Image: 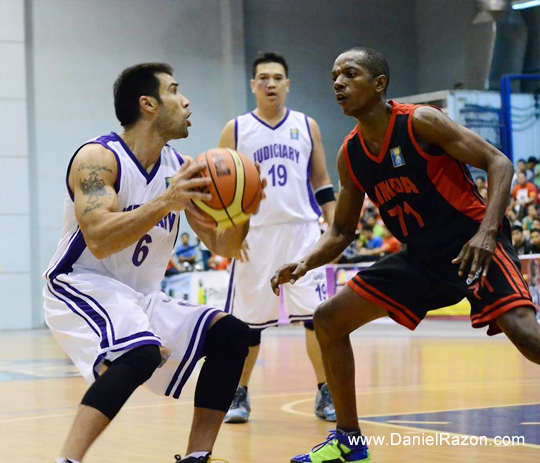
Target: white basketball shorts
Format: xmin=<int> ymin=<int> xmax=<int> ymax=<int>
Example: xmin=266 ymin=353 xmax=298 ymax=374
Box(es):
xmin=225 ymin=220 xmax=328 ymax=329
xmin=44 ymin=272 xmax=222 ymax=399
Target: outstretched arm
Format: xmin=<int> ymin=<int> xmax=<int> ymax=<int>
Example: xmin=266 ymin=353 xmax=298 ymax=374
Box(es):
xmin=271 ymin=147 xmax=364 ymax=295
xmin=412 ymin=106 xmax=514 ymax=280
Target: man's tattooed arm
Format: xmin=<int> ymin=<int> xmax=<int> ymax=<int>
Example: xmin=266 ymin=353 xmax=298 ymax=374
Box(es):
xmin=79 ymin=166 xmax=113 ymax=207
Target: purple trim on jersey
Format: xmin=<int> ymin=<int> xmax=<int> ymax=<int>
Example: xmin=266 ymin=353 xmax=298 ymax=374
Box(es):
xmin=169 ymin=145 xmax=185 ymax=169
xmin=165 ymin=308 xmax=219 ymax=398
xmin=171 ymin=309 xmax=219 ymax=399
xmin=110 ymin=338 xmax=161 ymax=353
xmin=65 ymin=133 xmax=123 ymax=200
xmin=49 ymin=279 xmax=109 ymax=348
xmin=47 ymin=281 xmax=101 ymax=339
xmin=250 ymin=109 xmax=290 ymax=131
xmin=224 ymin=260 xmax=236 ymax=314
xmin=304 ymin=116 xmax=322 ymax=217
xmin=114 ymin=331 xmax=160 ymax=345
xmin=47 ymin=230 xmax=87 ymax=279
xmin=114 ymin=132 xmax=162 ymax=184
xmin=234 ymin=118 xmax=238 ymax=149
xmin=58 ymin=279 xmax=117 ymax=343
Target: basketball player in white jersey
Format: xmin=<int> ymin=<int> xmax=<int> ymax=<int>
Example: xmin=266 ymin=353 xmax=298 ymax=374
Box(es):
xmin=218 ymin=52 xmax=337 ymax=423
xmin=43 ymin=63 xmax=258 ymax=463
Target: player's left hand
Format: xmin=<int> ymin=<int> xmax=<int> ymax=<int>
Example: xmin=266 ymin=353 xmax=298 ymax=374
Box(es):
xmin=452 ymin=228 xmax=498 ymax=282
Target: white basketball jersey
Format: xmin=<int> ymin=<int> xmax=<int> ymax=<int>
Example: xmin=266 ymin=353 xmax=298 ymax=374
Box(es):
xmin=44 ymin=132 xmax=183 ymax=295
xmin=235 ymin=109 xmax=321 ymax=227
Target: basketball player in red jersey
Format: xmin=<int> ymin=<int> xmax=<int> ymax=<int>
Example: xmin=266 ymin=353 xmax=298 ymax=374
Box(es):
xmin=271 ymin=47 xmax=540 ymax=463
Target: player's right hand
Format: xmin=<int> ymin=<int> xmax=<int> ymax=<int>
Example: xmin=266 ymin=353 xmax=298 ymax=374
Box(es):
xmin=270 ymin=261 xmax=309 ymax=296
xmin=165 ymin=158 xmax=212 ymax=211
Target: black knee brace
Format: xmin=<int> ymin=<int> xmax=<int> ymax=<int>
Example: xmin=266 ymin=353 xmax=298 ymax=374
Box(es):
xmin=81 ymin=344 xmax=161 ymax=420
xmin=195 ymin=315 xmax=249 ymax=412
xmin=304 ymin=321 xmax=315 ymax=331
xmin=249 ymin=328 xmax=263 ymax=347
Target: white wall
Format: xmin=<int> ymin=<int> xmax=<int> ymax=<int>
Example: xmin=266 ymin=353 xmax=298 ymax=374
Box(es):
xmin=0 ymin=0 xmax=32 ymax=329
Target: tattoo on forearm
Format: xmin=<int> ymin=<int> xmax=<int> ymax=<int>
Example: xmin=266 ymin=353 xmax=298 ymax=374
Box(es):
xmin=82 ymin=202 xmax=103 ymax=216
xmin=78 ymin=163 xmax=112 ymax=173
xmin=80 ymin=171 xmax=112 ymax=204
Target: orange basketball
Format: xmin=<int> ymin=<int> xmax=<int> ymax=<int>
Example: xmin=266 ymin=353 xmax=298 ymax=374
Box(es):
xmin=191 ymin=148 xmax=262 ymax=229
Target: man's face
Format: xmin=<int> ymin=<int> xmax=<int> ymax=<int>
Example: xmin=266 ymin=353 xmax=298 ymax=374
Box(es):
xmin=181 ymin=234 xmax=189 ymax=245
xmin=531 ymin=231 xmax=540 ymax=248
xmin=251 ymin=62 xmax=289 ymax=107
xmin=517 ymin=173 xmax=527 ymax=186
xmin=512 ymin=229 xmax=523 ymax=245
xmin=154 ymin=73 xmax=191 ymax=139
xmin=331 ymin=51 xmax=385 ymax=117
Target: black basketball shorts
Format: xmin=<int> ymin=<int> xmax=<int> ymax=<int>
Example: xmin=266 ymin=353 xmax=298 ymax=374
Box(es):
xmin=347 ymin=232 xmax=537 ymax=336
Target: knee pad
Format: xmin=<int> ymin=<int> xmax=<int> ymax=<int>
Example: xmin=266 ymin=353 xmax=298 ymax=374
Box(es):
xmin=114 ymin=343 xmax=162 ymax=381
xmin=82 ymin=344 xmax=161 ymax=420
xmin=249 ymin=328 xmax=262 ymax=347
xmin=304 ymin=321 xmax=315 ymax=331
xmin=203 ymin=315 xmax=250 ymax=360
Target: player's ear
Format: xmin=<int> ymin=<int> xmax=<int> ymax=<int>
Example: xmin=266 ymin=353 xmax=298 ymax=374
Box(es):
xmin=375 ymin=75 xmax=387 ymax=95
xmin=139 ymin=95 xmax=158 ymax=115
xmin=250 ymin=79 xmax=256 ymax=94
xmin=286 ymin=78 xmax=290 ymax=94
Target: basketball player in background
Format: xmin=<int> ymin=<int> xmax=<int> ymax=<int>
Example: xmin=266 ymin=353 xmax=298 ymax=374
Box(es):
xmin=218 ymin=52 xmax=337 ymax=424
xmin=272 ymin=47 xmax=540 ymax=463
xmin=43 ymin=63 xmax=259 ymax=463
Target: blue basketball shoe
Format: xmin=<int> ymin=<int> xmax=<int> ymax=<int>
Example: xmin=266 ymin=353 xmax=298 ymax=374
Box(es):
xmin=314 ymin=383 xmax=336 ymax=422
xmin=291 ymin=430 xmax=371 ymax=463
xmin=224 ymin=385 xmax=250 ymax=423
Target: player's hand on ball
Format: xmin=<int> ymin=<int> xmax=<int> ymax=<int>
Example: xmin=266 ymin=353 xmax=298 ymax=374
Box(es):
xmin=253 ymin=163 xmax=267 ymax=216
xmin=165 ymin=159 xmax=212 ymax=212
xmin=270 ymin=261 xmax=309 ymax=296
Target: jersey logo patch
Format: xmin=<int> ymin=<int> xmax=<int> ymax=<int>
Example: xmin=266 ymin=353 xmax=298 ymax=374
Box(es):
xmin=165 ymin=177 xmax=172 ymax=188
xmin=290 ymin=128 xmax=299 ymax=140
xmin=390 ymin=146 xmax=405 ymax=168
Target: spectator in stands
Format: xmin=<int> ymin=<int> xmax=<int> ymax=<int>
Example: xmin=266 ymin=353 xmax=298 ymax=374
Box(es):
xmin=197 ymin=237 xmax=212 ymax=271
xmin=512 ymin=224 xmax=533 ymax=255
xmin=474 ymin=175 xmax=486 ymax=192
xmin=175 ymin=232 xmax=197 ymax=271
xmin=512 ymin=159 xmax=528 ymax=188
xmin=532 ymin=218 xmax=540 ymax=230
xmin=527 ymin=156 xmax=538 ymax=183
xmin=357 ymin=227 xmax=401 ymax=260
xmin=364 ymin=215 xmax=384 ymax=238
xmin=479 ymin=187 xmax=488 ymax=201
xmin=510 ymin=172 xmax=538 ymax=219
xmin=530 ymin=229 xmax=540 ymax=254
xmin=208 ymin=254 xmax=230 ymax=271
xmin=522 ymin=205 xmax=539 ymax=232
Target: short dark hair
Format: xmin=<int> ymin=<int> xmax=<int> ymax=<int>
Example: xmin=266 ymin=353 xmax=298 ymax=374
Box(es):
xmin=512 ymin=225 xmax=523 ymax=233
xmin=113 ymin=63 xmax=174 ymax=127
xmin=181 ymin=232 xmax=189 ymax=239
xmin=363 ymin=225 xmax=374 ymax=233
xmin=252 ymin=52 xmax=288 ymax=78
xmin=531 ymin=228 xmax=540 ymax=235
xmin=346 ymin=47 xmax=390 ymax=93
xmin=528 ymin=156 xmax=538 ymax=165
xmin=518 ymin=159 xmax=526 ymax=164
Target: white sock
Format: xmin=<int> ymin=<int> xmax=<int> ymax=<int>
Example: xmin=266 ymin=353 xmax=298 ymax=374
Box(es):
xmin=184 ymin=452 xmax=210 ymax=459
xmin=56 ymin=458 xmax=81 ymax=463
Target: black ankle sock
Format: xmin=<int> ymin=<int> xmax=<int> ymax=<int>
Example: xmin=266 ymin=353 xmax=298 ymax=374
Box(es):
xmin=242 ymin=386 xmax=248 ymax=393
xmin=337 ymin=427 xmax=362 ymax=436
xmin=318 ymin=382 xmax=325 ymax=390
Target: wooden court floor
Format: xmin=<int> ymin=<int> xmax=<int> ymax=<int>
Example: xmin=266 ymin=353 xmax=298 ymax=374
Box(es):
xmin=1 ymin=320 xmax=540 ymax=462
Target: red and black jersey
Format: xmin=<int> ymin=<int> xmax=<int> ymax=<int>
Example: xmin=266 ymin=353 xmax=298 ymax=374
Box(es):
xmin=343 ymin=101 xmax=487 ymax=252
